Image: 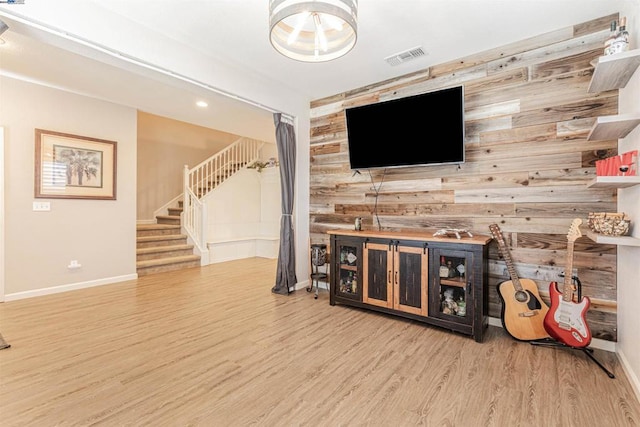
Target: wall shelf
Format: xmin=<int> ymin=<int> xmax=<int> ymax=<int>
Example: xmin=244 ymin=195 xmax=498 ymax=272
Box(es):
xmin=586 ymin=231 xmax=640 ymax=247
xmin=587 ymin=176 xmax=640 ymax=188
xmin=587 ymin=113 xmax=640 ymax=141
xmin=588 ymin=49 xmax=640 ymax=93
xmin=586 ymin=50 xmax=640 ymax=195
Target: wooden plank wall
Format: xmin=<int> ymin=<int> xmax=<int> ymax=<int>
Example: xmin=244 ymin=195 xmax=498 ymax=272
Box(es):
xmin=309 ymin=14 xmax=621 ymax=341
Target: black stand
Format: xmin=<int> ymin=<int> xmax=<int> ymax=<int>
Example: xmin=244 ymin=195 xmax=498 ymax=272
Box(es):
xmin=307 ymin=244 xmax=328 ymax=300
xmin=531 ymin=275 xmax=615 ymax=379
xmin=530 ymin=338 xmax=615 ymax=378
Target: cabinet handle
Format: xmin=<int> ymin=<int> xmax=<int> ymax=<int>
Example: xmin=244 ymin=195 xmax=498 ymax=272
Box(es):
xmin=423 ymin=242 xmax=428 ymax=254
xmin=364 ymin=238 xmax=369 ymax=248
xmin=388 ymin=270 xmax=392 ymax=283
xmin=395 ymin=270 xmax=398 ymax=284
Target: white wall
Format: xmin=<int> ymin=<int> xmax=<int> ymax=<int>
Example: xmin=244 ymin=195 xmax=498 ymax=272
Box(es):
xmin=137 ymin=111 xmax=242 ymax=221
xmin=0 ymin=127 xmax=4 ymax=301
xmin=0 ymin=4 xmax=312 ymax=291
xmin=0 ymin=76 xmax=137 ymax=299
xmin=616 ymin=1 xmax=640 ymax=401
xmin=259 ymin=167 xmax=282 ymax=237
xmin=206 ymin=167 xmax=281 ymax=263
xmin=207 ymin=169 xmax=262 ymax=241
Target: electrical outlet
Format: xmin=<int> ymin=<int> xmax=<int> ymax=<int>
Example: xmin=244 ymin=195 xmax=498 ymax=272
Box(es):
xmin=68 ymin=260 xmax=81 ymax=269
xmin=33 ymin=201 xmax=51 ymax=211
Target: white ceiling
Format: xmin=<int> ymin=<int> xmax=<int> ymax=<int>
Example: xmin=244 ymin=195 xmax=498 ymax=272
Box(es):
xmin=0 ymin=0 xmax=631 ymax=140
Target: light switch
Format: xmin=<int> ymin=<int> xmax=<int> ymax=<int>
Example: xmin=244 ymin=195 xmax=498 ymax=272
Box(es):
xmin=33 ymin=201 xmax=51 ymax=211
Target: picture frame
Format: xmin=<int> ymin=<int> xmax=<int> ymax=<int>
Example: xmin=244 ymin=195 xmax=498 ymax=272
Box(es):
xmin=35 ymin=129 xmax=117 ymax=200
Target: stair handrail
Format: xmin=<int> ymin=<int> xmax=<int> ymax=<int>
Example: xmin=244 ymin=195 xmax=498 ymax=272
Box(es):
xmin=183 ymin=137 xmax=264 ymax=252
xmin=186 ymin=137 xmax=263 ymax=198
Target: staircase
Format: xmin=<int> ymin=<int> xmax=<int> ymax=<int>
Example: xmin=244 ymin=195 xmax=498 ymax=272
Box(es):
xmin=135 ymin=137 xmax=263 ymax=276
xmin=182 ymin=137 xmax=263 ymax=254
xmin=136 ymin=202 xmax=201 ymax=276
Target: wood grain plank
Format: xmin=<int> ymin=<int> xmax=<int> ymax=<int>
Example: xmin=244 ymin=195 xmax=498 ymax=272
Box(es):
xmin=308 ymin=13 xmax=625 ymax=342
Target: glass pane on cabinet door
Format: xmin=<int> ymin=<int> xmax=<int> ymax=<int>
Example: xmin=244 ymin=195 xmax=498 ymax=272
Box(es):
xmin=436 ymin=253 xmax=468 ymax=320
xmin=338 ymin=245 xmax=359 ymax=297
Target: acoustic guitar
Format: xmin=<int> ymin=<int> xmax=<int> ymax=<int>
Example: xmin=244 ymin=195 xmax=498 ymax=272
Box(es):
xmin=543 ymin=218 xmax=592 ymax=348
xmin=489 ymin=224 xmax=550 ymax=341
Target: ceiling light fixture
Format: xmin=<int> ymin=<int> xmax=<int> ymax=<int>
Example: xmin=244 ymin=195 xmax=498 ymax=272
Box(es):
xmin=269 ymin=0 xmax=358 ymax=62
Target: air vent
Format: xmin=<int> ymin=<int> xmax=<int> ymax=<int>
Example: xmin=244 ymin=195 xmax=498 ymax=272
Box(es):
xmin=384 ymin=46 xmax=426 ymax=66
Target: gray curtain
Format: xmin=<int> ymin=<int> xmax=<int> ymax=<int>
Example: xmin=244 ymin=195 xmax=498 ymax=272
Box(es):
xmin=272 ymin=113 xmax=297 ymax=295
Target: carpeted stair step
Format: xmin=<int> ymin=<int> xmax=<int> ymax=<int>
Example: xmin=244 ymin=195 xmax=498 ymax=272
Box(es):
xmin=137 ymin=244 xmax=195 ymax=261
xmin=136 ymin=255 xmax=201 ymax=276
xmin=156 ymin=215 xmax=181 ymax=225
xmin=136 ymin=200 xmax=201 ymax=276
xmin=137 ymin=234 xmax=188 ymax=248
xmin=137 ymin=224 xmax=181 ymax=237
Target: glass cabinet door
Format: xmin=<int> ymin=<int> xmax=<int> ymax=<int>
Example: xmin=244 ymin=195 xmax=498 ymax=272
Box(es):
xmin=334 ymin=238 xmax=361 ymax=301
xmin=431 ymin=248 xmax=473 ymax=324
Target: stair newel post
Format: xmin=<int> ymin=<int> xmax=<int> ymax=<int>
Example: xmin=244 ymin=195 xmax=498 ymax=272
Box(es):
xmin=200 ymin=202 xmax=208 ymax=251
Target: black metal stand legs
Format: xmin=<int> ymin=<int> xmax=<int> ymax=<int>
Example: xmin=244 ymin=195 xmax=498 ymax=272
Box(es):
xmin=530 ymin=274 xmax=615 ymax=379
xmin=530 ymin=338 xmax=615 ymax=378
xmin=307 ymin=244 xmax=328 ymax=299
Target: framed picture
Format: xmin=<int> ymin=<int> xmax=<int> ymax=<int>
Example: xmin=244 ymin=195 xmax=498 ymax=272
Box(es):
xmin=35 ymin=129 xmax=117 ymax=200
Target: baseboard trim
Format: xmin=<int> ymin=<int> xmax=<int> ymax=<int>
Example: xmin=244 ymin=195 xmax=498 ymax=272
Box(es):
xmin=617 ymin=348 xmax=640 ymax=403
xmin=208 ymin=236 xmax=279 ymax=244
xmin=207 ymin=237 xmax=279 ymax=264
xmin=294 ymin=279 xmax=329 ymax=292
xmin=4 ymin=274 xmax=138 ymax=301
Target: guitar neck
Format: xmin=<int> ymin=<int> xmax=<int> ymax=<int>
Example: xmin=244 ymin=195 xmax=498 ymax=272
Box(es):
xmin=504 ymin=258 xmax=523 ymax=290
xmin=563 ymin=241 xmax=575 ymax=302
xmin=561 ymin=218 xmax=583 ymax=303
xmin=490 ymin=225 xmax=523 ymax=291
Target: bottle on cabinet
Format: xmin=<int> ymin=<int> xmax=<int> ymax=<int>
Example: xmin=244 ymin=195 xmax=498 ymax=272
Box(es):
xmin=610 ymin=16 xmax=630 ymax=55
xmin=457 ymin=297 xmax=466 ymax=317
xmin=604 ymin=20 xmax=617 ymax=56
xmin=456 ymin=262 xmax=465 ymax=278
xmin=439 ymin=256 xmax=449 ymax=278
xmin=447 ymin=260 xmax=457 ymax=278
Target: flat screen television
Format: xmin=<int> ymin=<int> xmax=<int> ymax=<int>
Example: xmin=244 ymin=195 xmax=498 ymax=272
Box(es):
xmin=345 ymin=85 xmax=465 ymax=170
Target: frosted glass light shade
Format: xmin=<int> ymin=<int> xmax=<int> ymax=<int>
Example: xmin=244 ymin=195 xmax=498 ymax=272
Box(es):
xmin=269 ymin=0 xmax=358 ymax=62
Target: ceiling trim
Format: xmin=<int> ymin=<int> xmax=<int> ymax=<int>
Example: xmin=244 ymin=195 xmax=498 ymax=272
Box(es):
xmin=0 ymin=9 xmax=293 ymax=118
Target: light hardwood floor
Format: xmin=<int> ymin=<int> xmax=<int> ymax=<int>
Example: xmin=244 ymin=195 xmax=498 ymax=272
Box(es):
xmin=1 ymin=257 xmax=639 ymax=426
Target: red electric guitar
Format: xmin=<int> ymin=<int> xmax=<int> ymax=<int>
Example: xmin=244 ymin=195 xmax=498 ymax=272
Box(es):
xmin=543 ymin=219 xmax=592 ymax=348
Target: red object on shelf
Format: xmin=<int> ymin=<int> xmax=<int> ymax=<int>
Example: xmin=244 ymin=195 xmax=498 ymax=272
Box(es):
xmin=596 ymin=150 xmax=637 ymax=176
xmin=619 ymin=150 xmax=638 ymax=176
